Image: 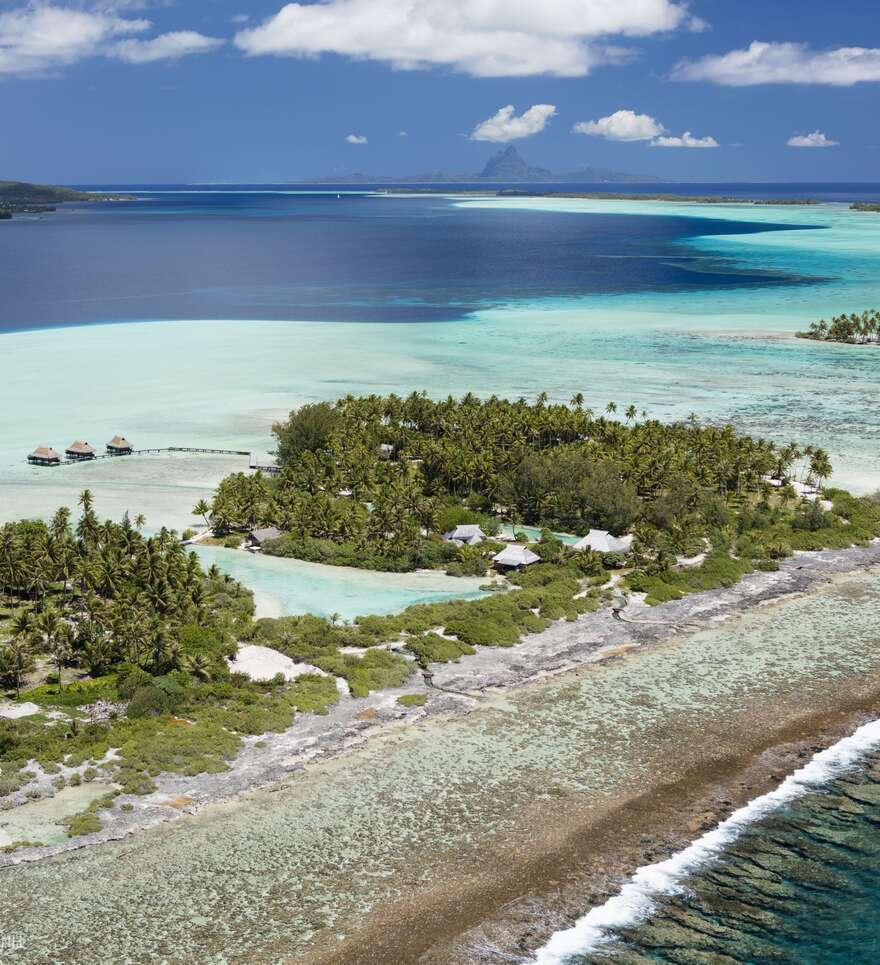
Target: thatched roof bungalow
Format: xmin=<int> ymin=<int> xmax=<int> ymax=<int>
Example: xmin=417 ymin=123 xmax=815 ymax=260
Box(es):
xmin=106 ymin=435 xmax=133 ymax=455
xmin=65 ymin=440 xmax=95 ymax=461
xmin=248 ymin=527 xmax=283 ymax=548
xmin=572 ymin=530 xmax=633 ymax=554
xmin=443 ymin=524 xmax=486 ymax=546
xmin=28 ymin=446 xmax=60 ymax=466
xmin=492 ymin=544 xmax=540 ymax=571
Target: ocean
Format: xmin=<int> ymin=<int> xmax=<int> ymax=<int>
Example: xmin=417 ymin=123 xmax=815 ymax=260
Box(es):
xmin=4 ymin=182 xmax=880 ymax=962
xmin=602 ymin=751 xmax=880 ymax=964
xmin=0 ymin=185 xmax=822 ymax=332
xmin=3 ymin=182 xmax=880 ymax=538
xmin=534 ymin=723 xmax=880 ymax=965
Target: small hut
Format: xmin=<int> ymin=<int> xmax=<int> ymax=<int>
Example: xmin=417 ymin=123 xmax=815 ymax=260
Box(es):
xmin=106 ymin=435 xmax=133 ymax=455
xmin=28 ymin=446 xmax=61 ymax=466
xmin=443 ymin=524 xmax=487 ymax=546
xmin=572 ymin=530 xmax=633 ymax=554
xmin=248 ymin=527 xmax=283 ymax=548
xmin=492 ymin=544 xmax=540 ymax=571
xmin=65 ymin=440 xmax=95 ymax=461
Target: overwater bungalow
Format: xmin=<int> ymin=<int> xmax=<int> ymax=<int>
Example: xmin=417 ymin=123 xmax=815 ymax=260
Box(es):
xmin=28 ymin=446 xmax=61 ymax=466
xmin=572 ymin=530 xmax=633 ymax=554
xmin=106 ymin=435 xmax=133 ymax=455
xmin=65 ymin=440 xmax=95 ymax=461
xmin=492 ymin=544 xmax=540 ymax=571
xmin=443 ymin=524 xmax=486 ymax=546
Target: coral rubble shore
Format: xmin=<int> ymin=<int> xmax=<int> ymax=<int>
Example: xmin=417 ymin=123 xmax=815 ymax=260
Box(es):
xmin=4 ymin=540 xmax=879 ymax=871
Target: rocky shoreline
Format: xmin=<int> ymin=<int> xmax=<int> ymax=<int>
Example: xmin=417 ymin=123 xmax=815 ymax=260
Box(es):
xmin=4 ymin=540 xmax=880 ymax=870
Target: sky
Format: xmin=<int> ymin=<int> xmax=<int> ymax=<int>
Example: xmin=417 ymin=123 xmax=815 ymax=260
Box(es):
xmin=1 ymin=0 xmax=880 ymax=183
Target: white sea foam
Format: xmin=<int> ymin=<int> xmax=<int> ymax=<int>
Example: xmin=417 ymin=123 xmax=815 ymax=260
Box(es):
xmin=530 ymin=717 xmax=880 ymax=964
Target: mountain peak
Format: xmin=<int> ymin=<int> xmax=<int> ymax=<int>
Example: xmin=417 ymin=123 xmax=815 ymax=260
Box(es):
xmin=479 ymin=146 xmax=552 ymax=180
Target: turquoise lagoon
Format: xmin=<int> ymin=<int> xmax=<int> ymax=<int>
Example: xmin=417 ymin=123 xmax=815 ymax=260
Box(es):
xmin=3 ymin=194 xmax=880 ymax=614
xmin=191 ymin=544 xmax=488 ymax=620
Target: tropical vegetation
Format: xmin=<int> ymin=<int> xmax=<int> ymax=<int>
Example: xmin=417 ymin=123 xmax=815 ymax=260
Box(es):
xmin=205 ymin=393 xmax=841 ymax=572
xmin=797 ymin=309 xmax=880 ymax=344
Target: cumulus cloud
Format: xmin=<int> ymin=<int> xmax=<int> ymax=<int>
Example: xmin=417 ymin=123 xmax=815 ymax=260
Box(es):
xmin=113 ymin=31 xmax=224 ymax=64
xmin=346 ymin=134 xmax=368 ymax=144
xmin=787 ymin=130 xmax=838 ymax=148
xmin=234 ymin=0 xmax=696 ymax=78
xmin=0 ymin=3 xmax=222 ymax=76
xmin=572 ymin=109 xmax=664 ymax=141
xmin=572 ymin=109 xmax=717 ymax=147
xmin=673 ymin=41 xmax=880 ymax=86
xmin=471 ymin=104 xmax=556 ymax=142
xmin=0 ymin=4 xmax=148 ymax=75
xmin=651 ymin=131 xmax=718 ymax=147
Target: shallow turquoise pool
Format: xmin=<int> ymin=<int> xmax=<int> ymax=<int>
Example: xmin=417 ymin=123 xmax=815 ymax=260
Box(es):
xmin=192 ymin=545 xmax=490 ymax=621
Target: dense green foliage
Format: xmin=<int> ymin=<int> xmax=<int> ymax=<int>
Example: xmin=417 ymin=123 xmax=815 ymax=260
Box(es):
xmin=0 ymin=492 xmax=252 ymax=695
xmin=207 ymin=393 xmax=836 ymax=574
xmin=797 ymin=309 xmax=880 ymax=344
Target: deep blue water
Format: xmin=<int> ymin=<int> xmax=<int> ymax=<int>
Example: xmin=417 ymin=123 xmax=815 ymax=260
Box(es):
xmin=594 ymin=754 xmax=880 ymax=965
xmin=0 ymin=186 xmax=823 ymax=332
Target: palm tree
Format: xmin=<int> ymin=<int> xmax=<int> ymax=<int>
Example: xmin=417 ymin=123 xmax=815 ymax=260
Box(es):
xmin=182 ymin=652 xmax=213 ymax=681
xmin=193 ymin=499 xmax=212 ymax=531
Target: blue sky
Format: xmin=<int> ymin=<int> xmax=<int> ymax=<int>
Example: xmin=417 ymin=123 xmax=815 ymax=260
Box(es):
xmin=2 ymin=0 xmax=879 ymax=183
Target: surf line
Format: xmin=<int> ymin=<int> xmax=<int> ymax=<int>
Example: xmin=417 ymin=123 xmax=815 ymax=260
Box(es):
xmin=529 ymin=717 xmax=880 ymax=964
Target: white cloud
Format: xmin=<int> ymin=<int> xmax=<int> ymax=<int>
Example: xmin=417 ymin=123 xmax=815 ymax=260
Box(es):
xmin=0 ymin=4 xmax=148 ymax=76
xmin=346 ymin=134 xmax=368 ymax=144
xmin=0 ymin=4 xmax=222 ymax=77
xmin=397 ymin=130 xmax=408 ymax=137
xmin=230 ymin=13 xmax=250 ymax=24
xmin=571 ymin=108 xmax=717 ymax=147
xmin=234 ymin=0 xmax=696 ymax=78
xmin=572 ymin=109 xmax=664 ymax=141
xmin=787 ymin=130 xmax=838 ymax=148
xmin=651 ymin=131 xmax=718 ymax=147
xmin=471 ymin=104 xmax=556 ymax=143
xmin=673 ymin=41 xmax=880 ymax=86
xmin=112 ymin=31 xmax=224 ymax=64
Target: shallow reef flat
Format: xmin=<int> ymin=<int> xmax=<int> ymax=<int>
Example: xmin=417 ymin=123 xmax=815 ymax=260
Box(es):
xmin=4 ymin=551 xmax=880 ymax=964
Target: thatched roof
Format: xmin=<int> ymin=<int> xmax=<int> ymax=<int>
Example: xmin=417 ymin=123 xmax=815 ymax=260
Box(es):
xmin=249 ymin=527 xmax=283 ymax=545
xmin=443 ymin=524 xmax=486 ymax=545
xmin=492 ymin=545 xmax=540 ymax=568
xmin=107 ymin=435 xmax=132 ymax=449
xmin=30 ymin=446 xmax=60 ymax=460
xmin=66 ymin=440 xmax=94 ymax=455
xmin=572 ymin=530 xmax=633 ymax=554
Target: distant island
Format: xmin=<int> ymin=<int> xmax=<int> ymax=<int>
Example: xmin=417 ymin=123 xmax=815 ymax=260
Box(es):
xmin=388 ymin=188 xmax=821 ymax=205
xmin=797 ymin=309 xmax=880 ymax=345
xmin=312 ymin=145 xmax=661 ymax=184
xmin=852 ymin=202 xmax=880 ymax=213
xmin=0 ymin=179 xmax=133 ymax=219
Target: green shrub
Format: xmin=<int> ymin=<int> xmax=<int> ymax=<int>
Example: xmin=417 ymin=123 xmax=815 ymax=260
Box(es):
xmin=64 ymin=812 xmax=103 ymax=837
xmin=397 ymin=693 xmax=427 ymax=707
xmin=405 ymin=633 xmax=475 ymax=666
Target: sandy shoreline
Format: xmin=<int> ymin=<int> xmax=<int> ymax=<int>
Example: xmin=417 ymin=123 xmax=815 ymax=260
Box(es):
xmin=5 ymin=540 xmax=880 ymax=872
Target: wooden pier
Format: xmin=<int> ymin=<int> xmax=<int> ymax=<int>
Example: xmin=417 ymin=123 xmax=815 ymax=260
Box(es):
xmin=28 ymin=445 xmax=280 ymax=472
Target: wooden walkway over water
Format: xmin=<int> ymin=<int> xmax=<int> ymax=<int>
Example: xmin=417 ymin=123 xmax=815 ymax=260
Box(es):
xmin=29 ymin=446 xmax=280 ymax=473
